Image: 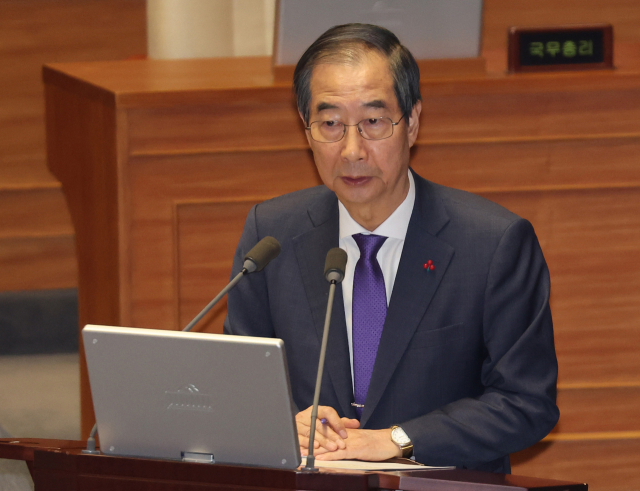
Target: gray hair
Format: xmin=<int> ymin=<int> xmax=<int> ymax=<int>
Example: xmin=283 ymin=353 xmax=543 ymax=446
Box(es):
xmin=293 ymin=23 xmax=421 ymax=124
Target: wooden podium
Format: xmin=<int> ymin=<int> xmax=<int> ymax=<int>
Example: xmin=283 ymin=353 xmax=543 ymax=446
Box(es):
xmin=0 ymin=438 xmax=587 ymax=490
xmin=43 ymin=56 xmax=321 ymax=435
xmin=43 ymin=54 xmax=640 ymax=486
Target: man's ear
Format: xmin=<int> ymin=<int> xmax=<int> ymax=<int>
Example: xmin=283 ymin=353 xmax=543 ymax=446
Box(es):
xmin=406 ymin=100 xmax=422 ymax=148
xmin=299 ymin=111 xmax=312 ymax=146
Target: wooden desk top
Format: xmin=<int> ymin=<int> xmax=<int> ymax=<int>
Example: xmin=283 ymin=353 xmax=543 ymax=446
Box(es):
xmin=42 ymin=54 xmax=640 ymax=109
xmin=0 ymin=438 xmax=587 ymax=491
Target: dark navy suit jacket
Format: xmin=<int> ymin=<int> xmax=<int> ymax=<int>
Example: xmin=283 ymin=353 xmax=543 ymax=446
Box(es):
xmin=224 ymin=170 xmax=559 ymax=473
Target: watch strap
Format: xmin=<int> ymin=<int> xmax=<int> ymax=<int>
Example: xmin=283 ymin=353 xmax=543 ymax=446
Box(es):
xmin=390 ymin=425 xmax=414 ymax=459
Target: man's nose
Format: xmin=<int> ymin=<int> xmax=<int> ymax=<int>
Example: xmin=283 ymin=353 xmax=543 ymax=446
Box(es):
xmin=340 ymin=125 xmax=366 ymax=161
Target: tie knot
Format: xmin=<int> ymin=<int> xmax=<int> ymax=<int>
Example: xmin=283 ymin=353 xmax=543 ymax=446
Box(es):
xmin=353 ymin=234 xmax=387 ymax=260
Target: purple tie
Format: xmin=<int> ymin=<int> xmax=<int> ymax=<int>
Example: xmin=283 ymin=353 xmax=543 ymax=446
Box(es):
xmin=352 ymin=233 xmax=387 ymax=418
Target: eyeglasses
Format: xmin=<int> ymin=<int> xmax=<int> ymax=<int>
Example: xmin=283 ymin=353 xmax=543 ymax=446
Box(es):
xmin=305 ymin=116 xmax=404 ymax=143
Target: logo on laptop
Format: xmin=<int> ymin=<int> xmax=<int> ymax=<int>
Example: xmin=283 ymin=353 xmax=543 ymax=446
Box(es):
xmin=165 ymin=384 xmax=213 ymax=413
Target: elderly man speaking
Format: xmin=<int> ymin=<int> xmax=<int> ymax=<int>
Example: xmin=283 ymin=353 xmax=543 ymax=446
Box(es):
xmin=224 ymin=23 xmax=558 ymax=473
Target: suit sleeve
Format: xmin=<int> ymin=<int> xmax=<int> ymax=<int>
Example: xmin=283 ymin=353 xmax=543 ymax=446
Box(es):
xmin=223 ymin=205 xmax=276 ymax=338
xmin=401 ymin=218 xmax=559 ymax=470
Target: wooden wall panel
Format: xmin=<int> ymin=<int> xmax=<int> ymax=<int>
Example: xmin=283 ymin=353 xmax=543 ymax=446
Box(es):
xmin=127 ymin=98 xmax=307 ymax=156
xmin=482 ymin=0 xmax=640 ymax=72
xmin=44 ymin=80 xmax=123 ymax=434
xmin=512 ymin=439 xmax=640 ymax=490
xmin=552 ymin=386 xmax=640 ymax=434
xmin=44 ymin=81 xmax=123 ymax=328
xmin=483 ymin=0 xmax=640 ymax=52
xmin=412 ymin=136 xmax=640 ymax=192
xmin=175 ymin=201 xmax=257 ymax=332
xmin=126 ymin=150 xmax=320 ymax=331
xmin=0 ymin=0 xmax=146 ymax=168
xmin=554 ymin=326 xmax=640 ymax=386
xmin=0 ymin=0 xmax=146 ymax=292
xmin=0 ymin=187 xmax=73 ymax=238
xmin=420 ymin=82 xmax=640 ymax=142
xmin=126 ymin=77 xmax=640 ymax=158
xmin=0 ymin=236 xmax=76 ymax=291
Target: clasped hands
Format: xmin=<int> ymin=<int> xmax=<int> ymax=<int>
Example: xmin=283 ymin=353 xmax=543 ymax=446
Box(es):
xmin=295 ymin=405 xmax=401 ymax=461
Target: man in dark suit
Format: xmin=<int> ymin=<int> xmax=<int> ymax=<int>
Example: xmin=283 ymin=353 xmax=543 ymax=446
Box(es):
xmin=224 ymin=24 xmax=558 ymax=472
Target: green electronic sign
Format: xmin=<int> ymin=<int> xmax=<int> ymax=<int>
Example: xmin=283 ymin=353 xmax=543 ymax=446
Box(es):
xmin=508 ymin=25 xmax=613 ymax=73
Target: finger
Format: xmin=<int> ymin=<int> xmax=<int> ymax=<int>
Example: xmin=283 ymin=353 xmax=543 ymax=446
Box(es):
xmin=309 ymin=427 xmax=340 ymax=451
xmin=340 ymin=417 xmax=361 ymax=429
xmin=299 ymin=435 xmax=336 ymax=453
xmin=297 ymin=422 xmax=340 ymax=451
xmin=296 ymin=406 xmax=347 ymax=449
xmin=296 ymin=405 xmax=346 ymax=434
xmin=295 ymin=410 xmax=312 ymax=425
xmin=315 ymin=406 xmax=348 ymax=438
xmin=299 ymin=414 xmax=346 ymax=448
xmin=300 ymin=445 xmax=332 ymax=457
xmin=298 ymin=434 xmax=324 ymax=450
xmin=314 ymin=419 xmax=346 ymax=450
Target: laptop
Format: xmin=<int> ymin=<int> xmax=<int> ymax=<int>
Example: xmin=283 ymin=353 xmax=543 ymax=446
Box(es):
xmin=82 ymin=325 xmax=301 ymax=469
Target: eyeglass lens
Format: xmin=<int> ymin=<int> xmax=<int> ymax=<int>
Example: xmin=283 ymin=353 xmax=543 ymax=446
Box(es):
xmin=310 ymin=118 xmax=394 ymax=142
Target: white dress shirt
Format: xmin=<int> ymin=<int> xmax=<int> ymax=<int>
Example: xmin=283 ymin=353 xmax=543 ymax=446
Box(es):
xmin=338 ymin=171 xmax=416 ymax=382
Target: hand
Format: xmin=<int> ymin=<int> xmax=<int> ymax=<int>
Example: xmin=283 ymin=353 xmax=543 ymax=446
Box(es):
xmin=315 ymin=427 xmax=402 ymax=462
xmin=295 ymin=405 xmax=360 ymax=455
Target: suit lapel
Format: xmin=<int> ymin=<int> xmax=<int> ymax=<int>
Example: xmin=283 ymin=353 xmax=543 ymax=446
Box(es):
xmin=360 ymin=175 xmax=454 ymax=426
xmin=292 ymin=195 xmax=356 ymax=418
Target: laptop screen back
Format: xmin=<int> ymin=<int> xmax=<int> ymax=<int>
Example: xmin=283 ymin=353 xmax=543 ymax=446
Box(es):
xmin=82 ymin=325 xmax=301 ymax=469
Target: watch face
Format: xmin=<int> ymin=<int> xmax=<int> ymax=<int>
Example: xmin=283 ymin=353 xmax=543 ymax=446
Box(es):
xmin=392 ymin=426 xmax=411 ymax=446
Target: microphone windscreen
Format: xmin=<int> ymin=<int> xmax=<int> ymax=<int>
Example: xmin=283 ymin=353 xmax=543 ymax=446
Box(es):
xmin=243 ymin=236 xmax=281 ymax=272
xmin=324 ymin=248 xmax=347 ymax=283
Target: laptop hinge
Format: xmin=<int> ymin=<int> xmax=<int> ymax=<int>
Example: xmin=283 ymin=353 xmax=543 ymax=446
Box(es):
xmin=181 ymin=451 xmax=215 ymax=464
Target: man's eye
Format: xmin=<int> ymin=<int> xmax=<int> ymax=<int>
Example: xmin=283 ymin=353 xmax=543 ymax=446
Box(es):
xmin=323 ymin=120 xmax=339 ymax=128
xmin=362 ymin=118 xmax=382 ymax=127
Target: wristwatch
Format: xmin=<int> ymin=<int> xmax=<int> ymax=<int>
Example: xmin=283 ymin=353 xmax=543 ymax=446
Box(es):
xmin=390 ymin=425 xmax=413 ymax=459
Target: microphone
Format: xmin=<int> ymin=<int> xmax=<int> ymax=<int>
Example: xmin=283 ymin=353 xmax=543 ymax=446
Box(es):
xmin=304 ymin=247 xmax=347 ymax=471
xmin=324 ymin=247 xmax=347 ymax=282
xmin=243 ymin=236 xmax=281 ymax=273
xmin=182 ymin=236 xmax=281 ymax=332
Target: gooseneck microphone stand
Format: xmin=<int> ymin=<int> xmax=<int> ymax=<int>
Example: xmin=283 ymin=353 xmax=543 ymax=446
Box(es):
xmin=304 ymin=247 xmax=348 ymax=471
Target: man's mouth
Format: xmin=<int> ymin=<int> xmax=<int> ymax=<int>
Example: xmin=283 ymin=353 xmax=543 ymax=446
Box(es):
xmin=341 ymin=176 xmax=371 ymax=186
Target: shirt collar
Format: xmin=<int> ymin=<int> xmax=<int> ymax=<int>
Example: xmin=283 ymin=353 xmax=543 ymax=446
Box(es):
xmin=339 ymin=171 xmax=415 ymax=240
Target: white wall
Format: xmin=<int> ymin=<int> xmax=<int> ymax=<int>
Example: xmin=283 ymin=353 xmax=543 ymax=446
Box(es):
xmin=147 ymin=0 xmax=275 ymax=59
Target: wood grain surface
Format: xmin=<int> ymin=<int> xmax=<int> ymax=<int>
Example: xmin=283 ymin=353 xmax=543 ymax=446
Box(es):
xmin=483 ymin=0 xmax=640 ymax=52
xmin=0 ymin=0 xmax=146 ymax=291
xmin=0 ymin=236 xmax=76 ymax=291
xmin=512 ymin=439 xmax=640 ymax=490
xmin=552 ymin=386 xmax=640 ymax=434
xmin=482 ymin=0 xmax=640 ymax=72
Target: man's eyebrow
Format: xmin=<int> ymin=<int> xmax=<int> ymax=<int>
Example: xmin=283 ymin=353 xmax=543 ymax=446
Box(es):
xmin=316 ymin=102 xmax=338 ymax=113
xmin=363 ymin=100 xmax=388 ymax=109
xmin=314 ymin=99 xmax=388 ymax=114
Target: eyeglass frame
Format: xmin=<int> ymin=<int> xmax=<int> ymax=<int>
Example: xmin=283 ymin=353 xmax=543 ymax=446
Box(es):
xmin=304 ymin=115 xmax=405 ymax=143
